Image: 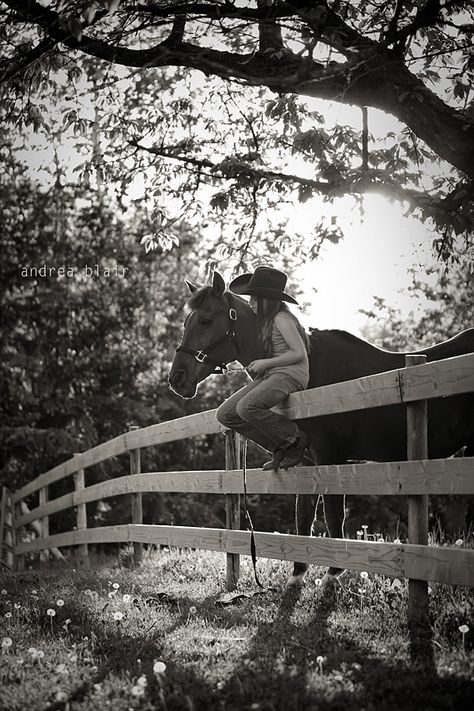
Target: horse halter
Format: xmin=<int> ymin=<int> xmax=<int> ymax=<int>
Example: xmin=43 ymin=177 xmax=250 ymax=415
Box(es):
xmin=176 ymin=299 xmax=239 ymax=374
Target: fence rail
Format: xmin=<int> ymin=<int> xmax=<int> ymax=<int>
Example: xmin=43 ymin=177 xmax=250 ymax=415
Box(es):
xmin=2 ymin=353 xmax=474 ymax=621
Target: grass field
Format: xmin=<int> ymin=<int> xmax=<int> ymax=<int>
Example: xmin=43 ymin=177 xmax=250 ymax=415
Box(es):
xmin=1 ymin=547 xmax=473 ymax=711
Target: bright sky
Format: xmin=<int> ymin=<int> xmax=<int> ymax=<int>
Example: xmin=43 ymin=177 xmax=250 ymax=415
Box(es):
xmin=296 ymin=193 xmax=435 ymax=334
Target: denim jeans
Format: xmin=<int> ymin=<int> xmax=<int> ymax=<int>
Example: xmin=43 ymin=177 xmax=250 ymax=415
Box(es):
xmin=215 ymin=373 xmax=304 ymax=453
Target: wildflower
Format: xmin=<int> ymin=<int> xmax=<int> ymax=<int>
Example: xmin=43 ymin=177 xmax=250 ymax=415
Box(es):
xmin=112 ymin=583 xmax=120 ymax=590
xmin=37 ymin=650 xmax=45 ymax=659
xmin=47 ymin=608 xmax=56 ymax=617
xmin=4 ymin=612 xmax=12 ymax=618
xmin=459 ymin=624 xmax=469 ymax=634
xmin=56 ymin=663 xmax=68 ymax=674
xmin=14 ymin=603 xmax=21 ymax=609
xmin=356 ymin=530 xmax=363 ymax=540
xmin=131 ymin=685 xmax=145 ymax=697
xmin=314 ymin=578 xmax=322 ymax=587
xmin=122 ymin=594 xmax=131 ymax=603
xmin=1 ymin=637 xmax=12 ymax=650
xmin=316 ymin=655 xmax=325 ymax=674
xmin=455 ymin=539 xmax=463 ymax=547
xmin=1 ymin=589 xmax=7 ymax=595
xmin=189 ymin=606 xmax=197 ymax=615
xmin=137 ymin=675 xmax=147 ymax=687
xmin=108 ymin=591 xmax=116 ymax=599
xmin=113 ymin=611 xmax=124 ymax=621
xmin=360 ymin=571 xmax=368 ymax=580
xmin=153 ymin=660 xmax=166 ymax=674
xmin=28 ymin=647 xmax=38 ymax=656
xmin=394 ymin=538 xmax=401 ymax=544
xmin=55 ymin=691 xmax=68 ymax=702
xmin=31 ymin=589 xmax=38 ymax=596
xmin=56 ymin=599 xmax=65 ymax=607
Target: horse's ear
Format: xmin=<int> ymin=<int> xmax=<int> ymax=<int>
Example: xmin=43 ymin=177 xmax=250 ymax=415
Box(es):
xmin=212 ymin=271 xmax=226 ymax=296
xmin=185 ymin=279 xmax=200 ymax=294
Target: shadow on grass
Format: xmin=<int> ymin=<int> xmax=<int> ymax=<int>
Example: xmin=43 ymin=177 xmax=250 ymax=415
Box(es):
xmin=17 ymin=567 xmax=472 ymax=711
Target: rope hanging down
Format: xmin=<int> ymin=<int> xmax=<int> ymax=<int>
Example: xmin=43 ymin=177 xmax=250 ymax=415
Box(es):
xmin=241 ymin=437 xmax=266 ymax=590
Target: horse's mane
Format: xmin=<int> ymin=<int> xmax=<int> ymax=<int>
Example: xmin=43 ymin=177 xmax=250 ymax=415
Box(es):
xmin=186 ymin=286 xmax=214 ymax=310
xmin=186 ymin=287 xmax=249 ymax=311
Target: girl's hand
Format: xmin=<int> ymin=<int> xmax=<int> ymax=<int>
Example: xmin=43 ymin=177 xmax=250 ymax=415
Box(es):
xmin=247 ymin=359 xmax=268 ymax=376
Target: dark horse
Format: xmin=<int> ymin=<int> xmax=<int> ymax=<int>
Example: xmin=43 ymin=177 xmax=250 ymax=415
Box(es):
xmin=169 ymin=272 xmax=474 ymax=583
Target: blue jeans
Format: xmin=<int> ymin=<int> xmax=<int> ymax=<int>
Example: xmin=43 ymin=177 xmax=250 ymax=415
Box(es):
xmin=215 ymin=373 xmax=304 ymax=453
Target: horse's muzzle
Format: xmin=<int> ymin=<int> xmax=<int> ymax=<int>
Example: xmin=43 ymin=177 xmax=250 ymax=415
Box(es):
xmin=168 ymin=369 xmax=198 ymax=399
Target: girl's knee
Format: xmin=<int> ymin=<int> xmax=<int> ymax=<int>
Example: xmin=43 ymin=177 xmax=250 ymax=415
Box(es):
xmin=235 ymin=398 xmax=255 ymax=422
xmin=216 ymin=402 xmax=237 ymax=427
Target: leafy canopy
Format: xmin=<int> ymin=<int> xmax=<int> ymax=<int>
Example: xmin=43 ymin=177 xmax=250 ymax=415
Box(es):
xmin=1 ymin=1 xmax=474 ymax=264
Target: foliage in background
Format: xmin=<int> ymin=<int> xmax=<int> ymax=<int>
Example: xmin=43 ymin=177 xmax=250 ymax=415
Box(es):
xmin=0 ymin=0 xmax=473 ymax=265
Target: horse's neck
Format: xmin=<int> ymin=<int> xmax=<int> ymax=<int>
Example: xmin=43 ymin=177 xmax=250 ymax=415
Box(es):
xmin=235 ymin=305 xmax=261 ymax=366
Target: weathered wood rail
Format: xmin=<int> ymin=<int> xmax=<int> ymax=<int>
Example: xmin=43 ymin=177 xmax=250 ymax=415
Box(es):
xmin=2 ymin=353 xmax=474 ymax=620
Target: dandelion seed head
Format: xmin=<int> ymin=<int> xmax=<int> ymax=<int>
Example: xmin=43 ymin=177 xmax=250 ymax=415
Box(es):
xmin=112 ymin=583 xmax=119 ymax=590
xmin=455 ymin=539 xmax=463 ymax=547
xmin=4 ymin=612 xmax=12 ymax=618
xmin=56 ymin=599 xmax=65 ymax=607
xmin=153 ymin=660 xmax=166 ymax=674
xmin=14 ymin=603 xmax=21 ymax=609
xmin=1 ymin=637 xmax=12 ymax=648
xmin=113 ymin=611 xmax=124 ymax=621
xmin=137 ymin=675 xmax=147 ymax=687
xmin=47 ymin=608 xmax=56 ymax=617
xmin=1 ymin=589 xmax=7 ymax=595
xmin=122 ymin=594 xmax=131 ymax=603
xmin=189 ymin=606 xmax=197 ymax=614
xmin=131 ymin=685 xmax=144 ymax=697
xmin=459 ymin=624 xmax=469 ymax=634
xmin=360 ymin=571 xmax=368 ymax=580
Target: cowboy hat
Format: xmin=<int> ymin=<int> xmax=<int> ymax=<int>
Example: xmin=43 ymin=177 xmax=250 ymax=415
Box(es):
xmin=229 ymin=266 xmax=298 ymax=304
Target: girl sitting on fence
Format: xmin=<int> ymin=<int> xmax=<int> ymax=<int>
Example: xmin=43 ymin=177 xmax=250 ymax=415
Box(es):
xmin=216 ymin=265 xmax=311 ymax=470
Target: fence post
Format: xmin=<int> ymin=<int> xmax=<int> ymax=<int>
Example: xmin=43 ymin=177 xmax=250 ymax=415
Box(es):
xmin=405 ymin=354 xmax=429 ymax=626
xmin=74 ymin=454 xmax=88 ymax=565
xmin=225 ymin=430 xmax=241 ymax=591
xmin=129 ymin=425 xmax=143 ymax=566
xmin=0 ymin=487 xmax=13 ymax=570
xmin=13 ymin=500 xmax=25 ymax=572
xmin=39 ymin=486 xmax=49 ymax=563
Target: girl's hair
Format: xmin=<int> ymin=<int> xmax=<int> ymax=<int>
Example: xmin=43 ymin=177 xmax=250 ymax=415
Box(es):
xmin=256 ymin=298 xmax=310 ymax=357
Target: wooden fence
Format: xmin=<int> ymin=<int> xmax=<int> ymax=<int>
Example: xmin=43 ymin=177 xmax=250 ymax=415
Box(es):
xmin=2 ymin=353 xmax=474 ymax=622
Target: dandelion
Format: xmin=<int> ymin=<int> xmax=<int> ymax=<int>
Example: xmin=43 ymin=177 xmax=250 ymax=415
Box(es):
xmin=37 ymin=650 xmax=45 ymax=659
xmin=108 ymin=591 xmax=116 ymax=599
xmin=1 ymin=589 xmax=7 ymax=595
xmin=56 ymin=599 xmax=65 ymax=607
xmin=47 ymin=608 xmax=56 ymax=617
xmin=56 ymin=663 xmax=68 ymax=674
xmin=28 ymin=647 xmax=38 ymax=656
xmin=360 ymin=571 xmax=368 ymax=580
xmin=394 ymin=538 xmax=401 ymax=544
xmin=1 ymin=637 xmax=12 ymax=651
xmin=4 ymin=612 xmax=12 ymax=619
xmin=55 ymin=691 xmax=68 ymax=702
xmin=131 ymin=685 xmax=145 ymax=697
xmin=459 ymin=624 xmax=469 ymax=650
xmin=455 ymin=539 xmax=463 ymax=547
xmin=112 ymin=583 xmax=120 ymax=590
xmin=137 ymin=675 xmax=147 ymax=687
xmin=356 ymin=530 xmax=363 ymax=540
xmin=113 ymin=611 xmax=124 ymax=621
xmin=316 ymin=655 xmax=325 ymax=674
xmin=122 ymin=594 xmax=131 ymax=603
xmin=14 ymin=603 xmax=21 ymax=609
xmin=153 ymin=660 xmax=166 ymax=675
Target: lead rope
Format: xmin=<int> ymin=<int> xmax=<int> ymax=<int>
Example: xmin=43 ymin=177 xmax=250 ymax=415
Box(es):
xmin=241 ymin=437 xmax=266 ymax=590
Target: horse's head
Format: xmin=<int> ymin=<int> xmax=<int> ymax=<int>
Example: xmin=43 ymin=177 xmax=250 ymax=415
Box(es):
xmin=168 ymin=271 xmax=259 ymax=398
